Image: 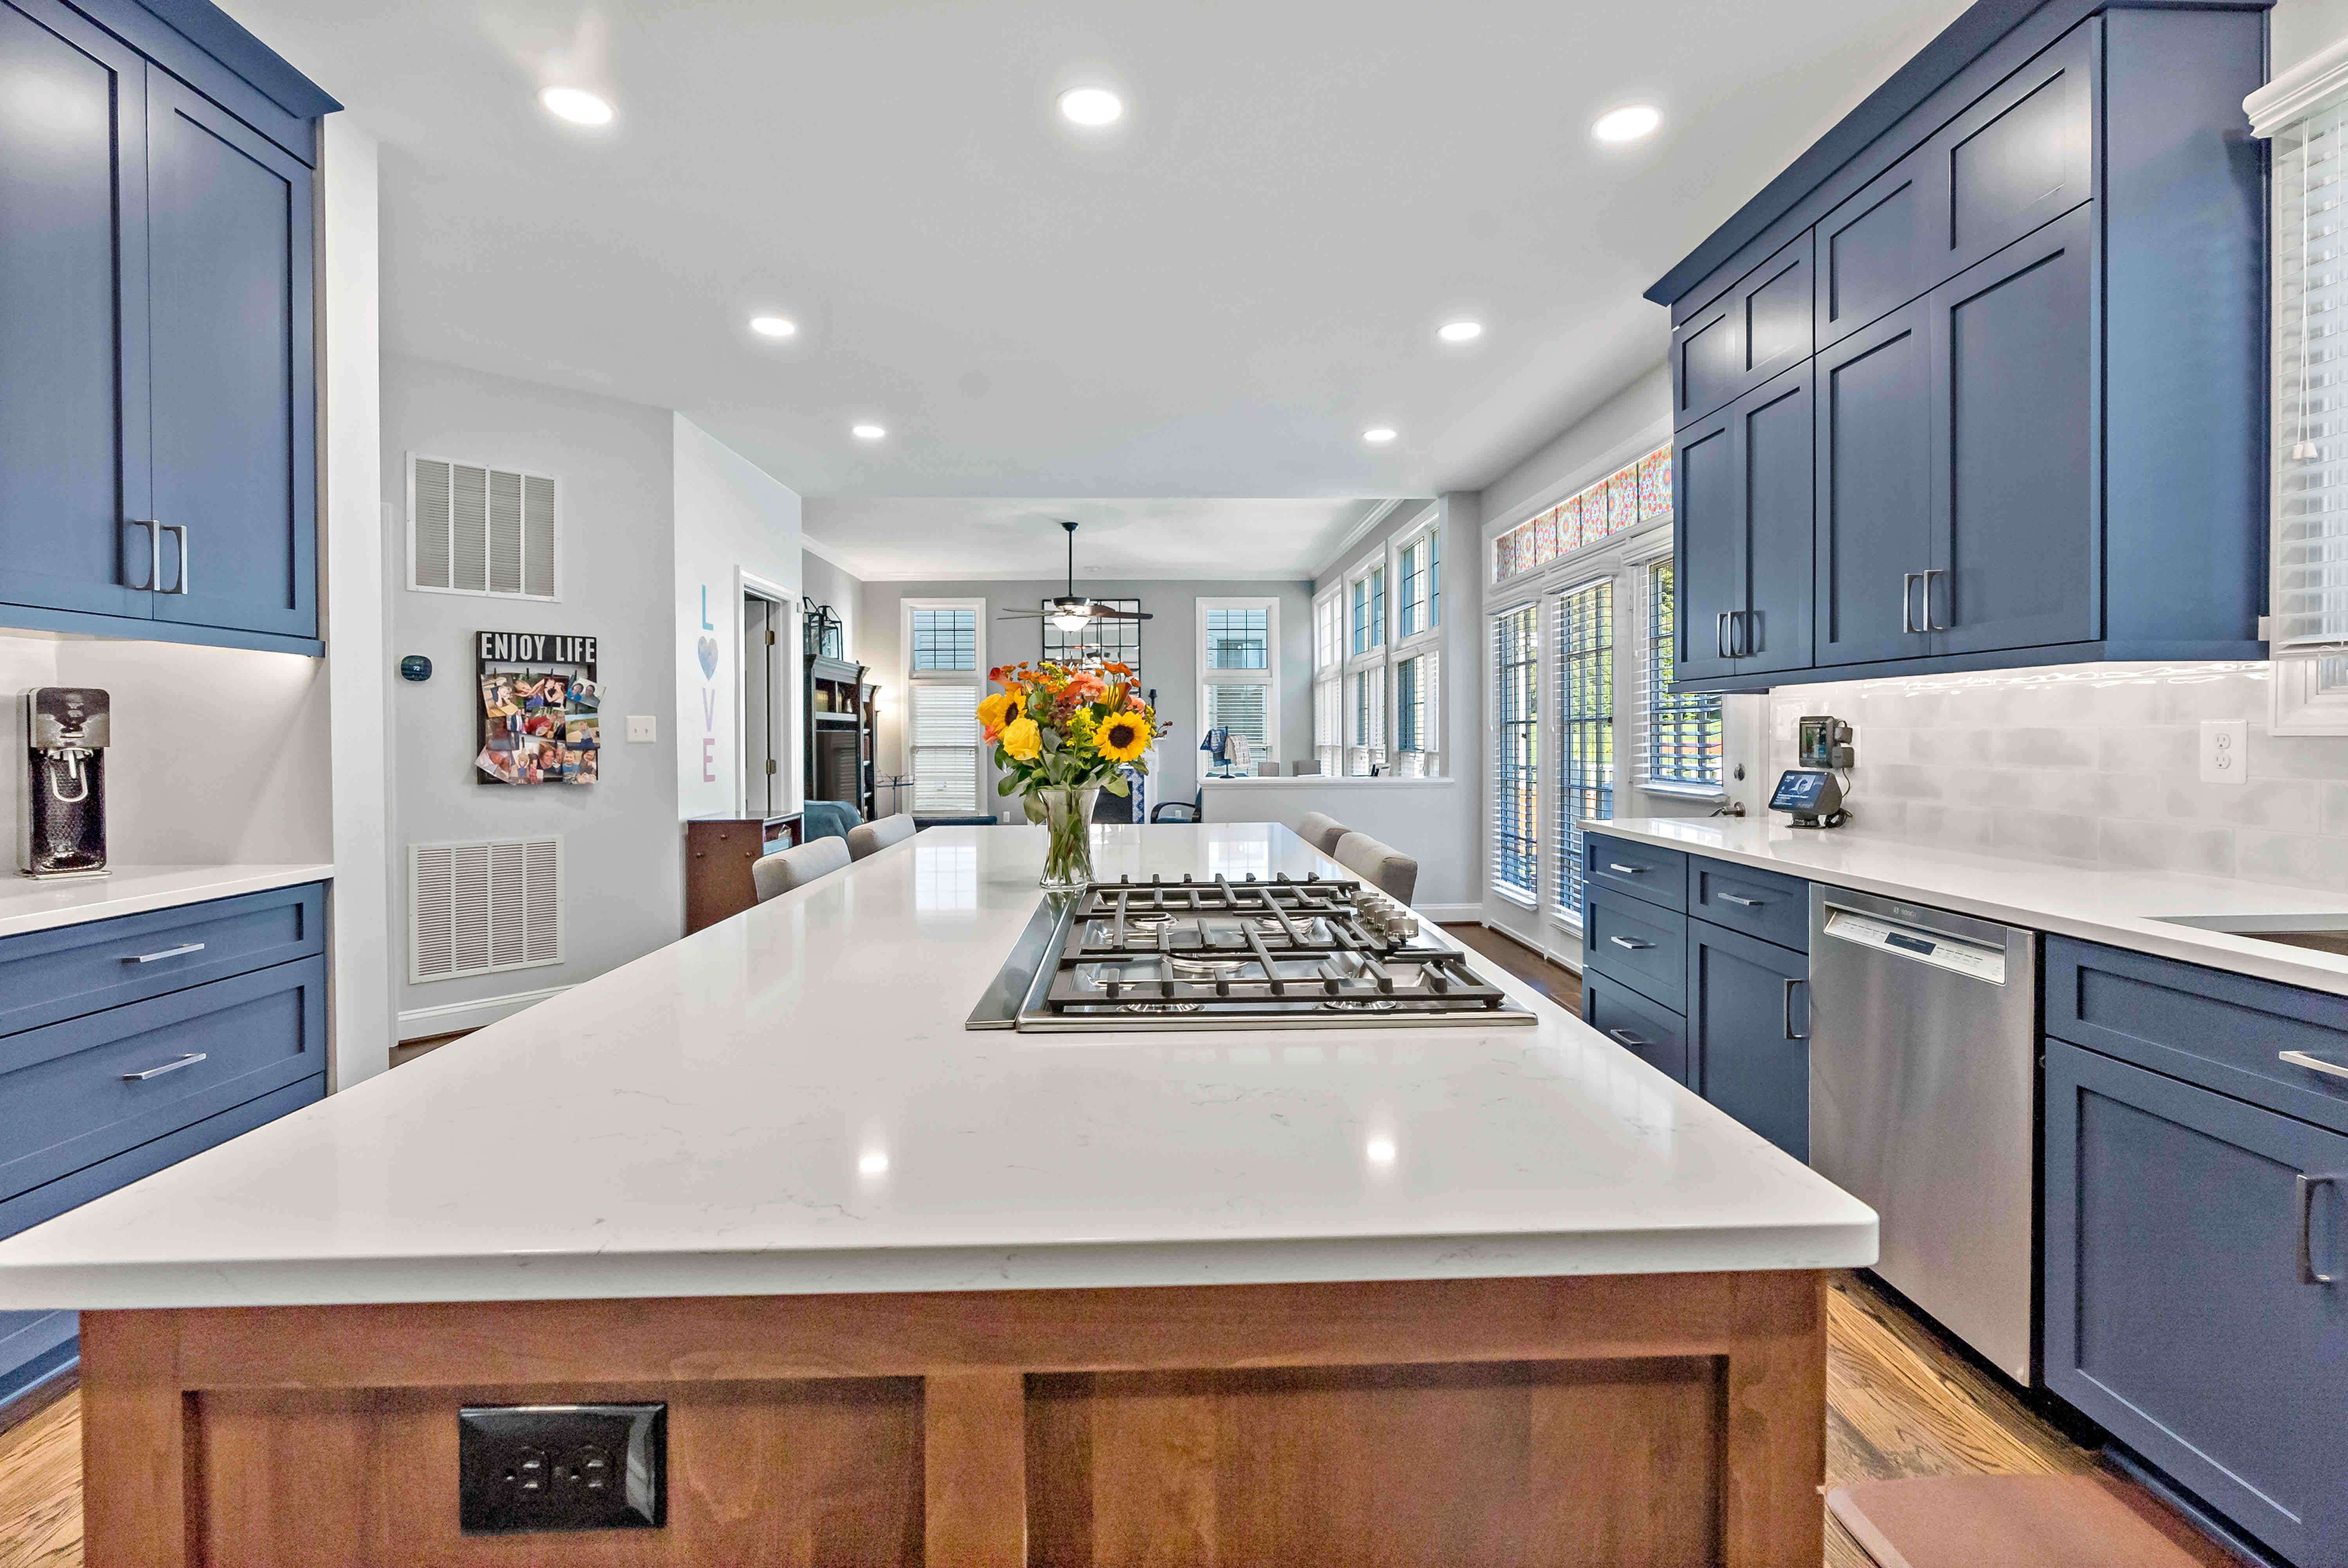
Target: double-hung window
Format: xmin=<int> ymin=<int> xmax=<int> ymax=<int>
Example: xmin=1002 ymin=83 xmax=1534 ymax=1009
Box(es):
xmin=1490 ymin=603 xmax=1539 ymax=901
xmin=904 ymin=601 xmax=985 ymax=816
xmin=1343 ymin=556 xmax=1388 ymax=775
xmin=1640 ymin=559 xmax=1723 ymax=792
xmin=1199 ymin=599 xmax=1278 ymax=768
xmin=1398 ymin=531 xmax=1440 ymax=637
xmin=1351 ymin=566 xmax=1385 ymax=655
xmin=1554 ymin=580 xmax=1615 ymax=916
xmin=1389 ymin=522 xmax=1443 ymax=778
xmin=1312 ymin=590 xmax=1343 ymax=774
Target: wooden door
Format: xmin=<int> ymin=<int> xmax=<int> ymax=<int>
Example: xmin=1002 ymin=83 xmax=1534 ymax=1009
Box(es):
xmin=2044 ymin=1041 xmax=2348 ymax=1566
xmin=1732 ymin=365 xmax=1813 ymax=676
xmin=1927 ymin=205 xmax=2096 ymax=657
xmin=1688 ymin=921 xmax=1809 ymax=1161
xmin=0 ymin=0 xmax=153 ymax=620
xmin=1670 ymin=408 xmax=1740 ymax=686
xmin=1813 ymin=300 xmax=1933 ymax=668
xmin=145 ymin=70 xmax=315 ymax=640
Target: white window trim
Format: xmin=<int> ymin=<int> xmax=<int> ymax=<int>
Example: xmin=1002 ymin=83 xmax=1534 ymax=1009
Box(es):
xmin=902 ymin=597 xmax=986 ymax=817
xmin=1345 ymin=547 xmax=1390 ymax=666
xmin=1197 ymin=596 xmax=1280 ymax=765
xmin=1395 ymin=523 xmax=1442 ymax=652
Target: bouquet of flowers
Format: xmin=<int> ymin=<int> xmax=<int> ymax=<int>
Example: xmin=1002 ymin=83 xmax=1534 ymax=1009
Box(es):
xmin=980 ymin=660 xmax=1165 ymax=887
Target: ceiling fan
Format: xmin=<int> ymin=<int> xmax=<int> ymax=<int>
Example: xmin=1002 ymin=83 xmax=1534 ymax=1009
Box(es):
xmin=995 ymin=520 xmax=1153 ymax=636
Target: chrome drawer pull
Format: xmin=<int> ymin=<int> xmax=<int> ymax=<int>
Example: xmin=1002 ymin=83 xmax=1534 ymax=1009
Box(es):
xmin=2280 ymin=1050 xmax=2348 ymax=1083
xmin=1606 ymin=1027 xmax=1649 ymax=1049
xmin=1783 ymin=977 xmax=1809 ymax=1041
xmin=1719 ymin=893 xmax=1763 ymax=908
xmin=1605 ymin=862 xmax=1646 ymax=875
xmin=1608 ymin=936 xmax=1654 ymax=951
xmin=128 ymin=942 xmax=207 ymax=965
xmin=2298 ymin=1172 xmax=2343 ymax=1286
xmin=122 ymin=1052 xmax=207 ymax=1082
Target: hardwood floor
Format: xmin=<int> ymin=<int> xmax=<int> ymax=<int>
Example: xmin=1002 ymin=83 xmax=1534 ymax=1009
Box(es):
xmin=1442 ymin=921 xmax=1583 ymax=1011
xmin=0 ymin=1271 xmax=2100 ymax=1567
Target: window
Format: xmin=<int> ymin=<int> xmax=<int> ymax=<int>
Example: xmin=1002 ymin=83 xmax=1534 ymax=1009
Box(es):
xmin=1347 ymin=666 xmax=1386 ymax=776
xmin=1493 ymin=442 xmax=1673 ymax=584
xmin=1641 ymin=560 xmax=1723 ymax=791
xmin=1312 ymin=590 xmax=1344 ymax=774
xmin=1556 ymin=580 xmax=1615 ymax=916
xmin=1394 ymin=650 xmax=1441 ymax=778
xmin=1491 ymin=605 xmax=1539 ymax=901
xmin=1198 ymin=598 xmax=1278 ymax=769
xmin=1399 ymin=530 xmax=1440 ymax=637
xmin=1351 ymin=566 xmax=1386 ymax=653
xmin=903 ymin=601 xmax=983 ymax=816
xmin=1042 ymin=597 xmax=1140 ymax=675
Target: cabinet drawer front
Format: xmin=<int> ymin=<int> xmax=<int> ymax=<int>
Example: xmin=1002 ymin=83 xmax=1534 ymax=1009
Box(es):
xmin=0 ymin=956 xmax=324 ymax=1202
xmin=0 ymin=882 xmax=325 ymax=1039
xmin=1931 ymin=19 xmax=2094 ymax=281
xmin=1689 ymin=861 xmax=1809 ymax=952
xmin=2043 ymin=1041 xmax=2348 ymax=1562
xmin=2045 ymin=938 xmax=2348 ymax=1136
xmin=1671 ymin=294 xmax=1742 ymax=428
xmin=1584 ymin=834 xmax=1687 ymax=913
xmin=1815 ymin=145 xmax=1941 ymax=349
xmin=1583 ymin=974 xmax=1689 ymax=1086
xmin=1583 ymin=888 xmax=1687 ymax=1012
xmin=1737 ymin=234 xmax=1813 ymax=394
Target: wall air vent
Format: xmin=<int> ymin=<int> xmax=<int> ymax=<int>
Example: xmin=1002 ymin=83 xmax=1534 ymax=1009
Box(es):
xmin=409 ymin=837 xmax=562 ymax=984
xmin=409 ymin=454 xmax=558 ymax=599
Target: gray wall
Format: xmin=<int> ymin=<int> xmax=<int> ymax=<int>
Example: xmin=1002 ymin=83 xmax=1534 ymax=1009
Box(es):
xmin=383 ymin=355 xmax=683 ymax=1030
xmin=800 ymin=549 xmax=866 ymax=664
xmin=859 ymin=578 xmax=1314 ymax=813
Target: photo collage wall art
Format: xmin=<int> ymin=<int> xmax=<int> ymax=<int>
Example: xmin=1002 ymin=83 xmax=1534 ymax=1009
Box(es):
xmin=474 ymin=631 xmax=601 ymax=786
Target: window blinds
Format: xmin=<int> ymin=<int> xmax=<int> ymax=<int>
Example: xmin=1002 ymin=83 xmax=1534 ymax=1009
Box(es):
xmin=1556 ymin=580 xmax=1615 ymax=917
xmin=1491 ymin=606 xmax=1539 ymax=900
xmin=910 ymin=682 xmax=980 ymax=814
xmin=1205 ymin=683 xmax=1269 ymax=756
xmin=1314 ymin=673 xmax=1341 ymax=773
xmin=1639 ymin=560 xmax=1723 ymax=789
xmin=2274 ymin=106 xmax=2348 ymax=649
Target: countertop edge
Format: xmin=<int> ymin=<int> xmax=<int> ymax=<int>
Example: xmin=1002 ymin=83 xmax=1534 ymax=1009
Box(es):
xmin=0 ymin=863 xmax=337 ymax=939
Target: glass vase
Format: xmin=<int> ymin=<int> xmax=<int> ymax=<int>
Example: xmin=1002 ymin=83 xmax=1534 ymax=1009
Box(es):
xmin=1035 ymin=785 xmax=1100 ymax=891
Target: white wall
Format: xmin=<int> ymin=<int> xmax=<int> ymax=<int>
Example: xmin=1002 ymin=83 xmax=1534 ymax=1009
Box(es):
xmin=382 ymin=356 xmax=681 ymax=1036
xmin=2277 ymin=0 xmax=2348 ymax=74
xmin=1199 ymin=778 xmax=1478 ymax=917
xmin=859 ymin=578 xmax=1315 ymax=814
xmin=672 ymin=414 xmax=802 ymax=823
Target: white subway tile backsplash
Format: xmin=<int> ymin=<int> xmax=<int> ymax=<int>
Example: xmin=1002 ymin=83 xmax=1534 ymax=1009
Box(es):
xmin=1766 ymin=663 xmax=2348 ymax=896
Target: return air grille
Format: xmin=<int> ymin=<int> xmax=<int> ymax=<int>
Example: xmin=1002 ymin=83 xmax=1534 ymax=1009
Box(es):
xmin=409 ymin=454 xmax=558 ymax=599
xmin=409 ymin=837 xmax=562 ymax=984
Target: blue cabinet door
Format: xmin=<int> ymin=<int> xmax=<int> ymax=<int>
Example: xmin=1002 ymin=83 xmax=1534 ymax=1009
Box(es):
xmin=1734 ymin=363 xmax=1812 ymax=676
xmin=2045 ymin=1041 xmax=2348 ymax=1566
xmin=1671 ymin=403 xmax=1739 ymax=686
xmin=1687 ymin=919 xmax=1809 ymax=1160
xmin=0 ymin=0 xmax=153 ymax=620
xmin=1927 ymin=204 xmax=2097 ymax=657
xmin=144 ymin=70 xmax=316 ymax=641
xmin=1813 ymin=300 xmax=1932 ymax=668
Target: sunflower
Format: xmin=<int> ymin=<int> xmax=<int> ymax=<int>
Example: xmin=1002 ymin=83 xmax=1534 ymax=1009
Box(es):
xmin=1093 ymin=711 xmax=1151 ymax=764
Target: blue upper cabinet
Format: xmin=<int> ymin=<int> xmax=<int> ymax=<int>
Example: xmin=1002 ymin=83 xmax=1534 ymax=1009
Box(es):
xmin=1656 ymin=0 xmax=2269 ymax=694
xmin=0 ymin=0 xmax=334 ymax=657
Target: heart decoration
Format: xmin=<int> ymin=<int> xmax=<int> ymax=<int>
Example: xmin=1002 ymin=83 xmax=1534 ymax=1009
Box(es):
xmin=696 ymin=635 xmax=719 ymax=680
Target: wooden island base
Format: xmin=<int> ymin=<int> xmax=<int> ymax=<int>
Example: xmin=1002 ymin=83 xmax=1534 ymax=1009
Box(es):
xmin=82 ymin=1269 xmax=1826 ymax=1567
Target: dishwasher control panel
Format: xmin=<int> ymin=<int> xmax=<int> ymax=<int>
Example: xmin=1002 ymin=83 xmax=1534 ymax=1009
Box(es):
xmin=1821 ymin=907 xmax=2007 ymax=984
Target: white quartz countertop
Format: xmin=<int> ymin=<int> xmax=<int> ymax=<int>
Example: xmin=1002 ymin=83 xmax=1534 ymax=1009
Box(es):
xmin=1594 ymin=817 xmax=2348 ymax=997
xmin=0 ymin=863 xmax=335 ymax=940
xmin=0 ymin=825 xmax=1873 ymax=1310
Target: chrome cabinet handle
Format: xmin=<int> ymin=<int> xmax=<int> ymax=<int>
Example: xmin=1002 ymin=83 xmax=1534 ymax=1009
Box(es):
xmin=1783 ymin=977 xmax=1809 ymax=1041
xmin=2298 ymin=1172 xmax=2343 ymax=1285
xmin=1921 ymin=567 xmax=1946 ymax=632
xmin=128 ymin=942 xmax=207 ymax=965
xmin=1606 ymin=862 xmax=1646 ymax=875
xmin=1607 ymin=1028 xmax=1649 ymax=1049
xmin=1715 ymin=612 xmax=1731 ymax=658
xmin=1901 ymin=572 xmax=1923 ymax=635
xmin=128 ymin=519 xmax=160 ymax=590
xmin=1719 ymin=893 xmax=1763 ymax=908
xmin=2280 ymin=1050 xmax=2348 ymax=1082
xmin=1609 ymin=935 xmax=1654 ymax=951
xmin=122 ymin=1052 xmax=207 ymax=1082
xmin=1732 ymin=610 xmax=1753 ymax=658
xmin=161 ymin=523 xmax=189 ymax=594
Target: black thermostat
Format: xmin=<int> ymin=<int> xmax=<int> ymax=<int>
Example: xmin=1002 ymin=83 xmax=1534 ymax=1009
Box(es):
xmin=399 ymin=654 xmax=432 ymax=683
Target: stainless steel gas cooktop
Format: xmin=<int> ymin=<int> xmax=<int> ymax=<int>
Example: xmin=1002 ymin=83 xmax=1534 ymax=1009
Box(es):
xmin=967 ymin=873 xmax=1538 ymax=1032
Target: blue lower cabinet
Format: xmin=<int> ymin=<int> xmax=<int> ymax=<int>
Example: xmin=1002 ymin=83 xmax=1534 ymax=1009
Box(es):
xmin=1583 ymin=886 xmax=1689 ymax=1012
xmin=1583 ymin=973 xmax=1690 ymax=1086
xmin=1687 ymin=919 xmax=1810 ymax=1161
xmin=2045 ymin=1039 xmax=2348 ymax=1565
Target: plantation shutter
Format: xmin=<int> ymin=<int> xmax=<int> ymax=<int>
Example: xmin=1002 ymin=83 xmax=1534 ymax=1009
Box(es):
xmin=2266 ymin=103 xmax=2348 ymax=649
xmin=911 ymin=683 xmax=980 ymax=814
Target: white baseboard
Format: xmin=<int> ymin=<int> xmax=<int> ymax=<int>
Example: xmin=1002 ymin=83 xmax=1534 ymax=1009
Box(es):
xmin=397 ymin=984 xmax=572 ymax=1041
xmin=1416 ymin=904 xmax=1482 ymax=923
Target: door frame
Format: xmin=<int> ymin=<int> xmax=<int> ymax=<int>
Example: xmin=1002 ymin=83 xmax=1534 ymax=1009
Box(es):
xmin=735 ymin=571 xmax=794 ymax=820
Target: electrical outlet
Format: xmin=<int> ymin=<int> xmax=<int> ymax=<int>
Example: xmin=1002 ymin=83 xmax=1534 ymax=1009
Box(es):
xmin=626 ymin=715 xmax=657 ymax=743
xmin=2199 ymin=720 xmax=2248 ymax=785
xmin=458 ymin=1404 xmax=664 ymax=1534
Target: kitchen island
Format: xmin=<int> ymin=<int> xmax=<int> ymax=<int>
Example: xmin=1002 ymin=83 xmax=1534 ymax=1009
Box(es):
xmin=0 ymin=824 xmax=1873 ymax=1567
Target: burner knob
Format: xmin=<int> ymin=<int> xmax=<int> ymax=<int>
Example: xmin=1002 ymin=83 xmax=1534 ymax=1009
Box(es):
xmin=1390 ymin=915 xmax=1418 ymax=942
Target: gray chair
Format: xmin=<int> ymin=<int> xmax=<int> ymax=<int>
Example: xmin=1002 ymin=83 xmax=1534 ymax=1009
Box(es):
xmin=846 ymin=813 xmax=916 ymax=861
xmin=1333 ymin=830 xmax=1417 ymax=905
xmin=752 ymin=837 xmax=850 ymax=902
xmin=1297 ymin=810 xmax=1350 ymax=857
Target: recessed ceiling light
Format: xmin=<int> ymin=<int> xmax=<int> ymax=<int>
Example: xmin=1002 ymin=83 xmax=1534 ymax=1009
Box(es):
xmin=749 ymin=315 xmax=796 ymax=338
xmin=1363 ymin=427 xmax=1398 ymax=445
xmin=1366 ymin=1136 xmax=1397 ymax=1164
xmin=1057 ymin=86 xmax=1124 ymax=128
xmin=852 ymin=423 xmax=887 ymax=441
xmin=1592 ymin=104 xmax=1662 ymax=144
xmin=858 ymin=1152 xmax=889 ymax=1175
xmin=1438 ymin=320 xmax=1484 ymax=344
xmin=540 ymin=86 xmax=614 ymax=127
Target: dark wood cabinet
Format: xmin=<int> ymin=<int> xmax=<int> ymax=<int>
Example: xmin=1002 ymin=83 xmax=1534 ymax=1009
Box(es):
xmin=1672 ymin=365 xmax=1813 ymax=682
xmin=804 ymin=655 xmax=877 ymax=821
xmin=684 ymin=814 xmax=804 ymax=934
xmin=1687 ymin=920 xmax=1809 ymax=1163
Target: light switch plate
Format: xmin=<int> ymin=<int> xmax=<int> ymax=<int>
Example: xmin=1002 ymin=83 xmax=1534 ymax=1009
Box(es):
xmin=2199 ymin=720 xmax=2247 ymax=785
xmin=626 ymin=715 xmax=657 ymax=743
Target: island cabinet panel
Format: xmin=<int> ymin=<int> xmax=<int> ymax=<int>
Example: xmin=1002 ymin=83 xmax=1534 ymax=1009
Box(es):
xmin=82 ymin=1270 xmax=1831 ymax=1568
xmin=2043 ymin=1041 xmax=2348 ymax=1566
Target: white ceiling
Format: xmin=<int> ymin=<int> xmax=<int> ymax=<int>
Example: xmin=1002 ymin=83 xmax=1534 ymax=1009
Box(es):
xmin=235 ymin=0 xmax=1965 ymax=555
xmin=801 ymin=497 xmax=1406 ymax=582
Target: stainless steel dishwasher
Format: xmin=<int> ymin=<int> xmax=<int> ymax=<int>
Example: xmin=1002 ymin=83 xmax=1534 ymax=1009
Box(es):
xmin=1809 ymin=884 xmax=2037 ymax=1382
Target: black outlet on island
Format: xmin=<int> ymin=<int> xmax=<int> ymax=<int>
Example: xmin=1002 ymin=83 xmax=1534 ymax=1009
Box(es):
xmin=457 ymin=1403 xmax=666 ymax=1534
